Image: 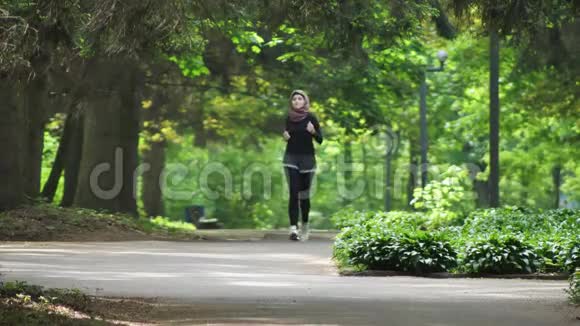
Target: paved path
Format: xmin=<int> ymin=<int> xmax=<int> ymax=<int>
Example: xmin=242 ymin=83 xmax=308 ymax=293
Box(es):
xmin=0 ymin=240 xmax=578 ymax=325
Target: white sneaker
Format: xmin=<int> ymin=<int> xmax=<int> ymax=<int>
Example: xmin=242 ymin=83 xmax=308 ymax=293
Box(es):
xmin=300 ymin=223 xmax=310 ymax=241
xmin=289 ymin=226 xmax=300 ymax=241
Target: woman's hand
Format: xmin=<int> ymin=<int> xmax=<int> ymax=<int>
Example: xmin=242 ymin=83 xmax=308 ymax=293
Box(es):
xmin=283 ymin=130 xmax=291 ymax=141
xmin=306 ymin=121 xmax=316 ymax=135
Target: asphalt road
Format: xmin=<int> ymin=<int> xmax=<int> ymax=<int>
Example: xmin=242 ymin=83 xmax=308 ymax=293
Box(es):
xmin=0 ymin=240 xmax=578 ymax=325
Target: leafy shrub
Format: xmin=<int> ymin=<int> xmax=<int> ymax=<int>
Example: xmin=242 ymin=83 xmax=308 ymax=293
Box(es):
xmin=566 ymin=268 xmax=580 ymax=305
xmin=462 ymin=206 xmax=535 ymax=236
xmin=564 ymin=238 xmax=580 ymax=273
xmin=536 ymin=238 xmax=569 ymax=272
xmin=333 ymin=214 xmax=457 ymax=273
xmin=333 ymin=207 xmax=578 ymax=275
xmin=332 ymin=214 xmax=393 ymax=268
xmin=331 ymin=209 xmax=428 ymax=230
xmin=540 ymin=209 xmax=580 ymax=238
xmin=379 ymin=211 xmax=429 ymax=230
xmin=462 ymin=235 xmax=542 ymax=274
xmin=463 ymin=207 xmax=579 ymax=239
xmin=331 ymin=208 xmax=376 ymax=229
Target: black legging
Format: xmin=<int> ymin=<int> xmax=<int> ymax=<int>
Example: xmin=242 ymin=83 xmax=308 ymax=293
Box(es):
xmin=284 ymin=167 xmax=314 ymax=227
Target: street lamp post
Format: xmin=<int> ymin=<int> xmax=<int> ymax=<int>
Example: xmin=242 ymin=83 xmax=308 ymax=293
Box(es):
xmin=420 ymin=50 xmax=448 ymax=188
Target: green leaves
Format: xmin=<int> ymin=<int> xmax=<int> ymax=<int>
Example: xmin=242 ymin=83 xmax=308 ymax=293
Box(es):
xmin=230 ymin=30 xmax=265 ymax=54
xmin=333 ymin=207 xmax=579 ymax=274
xmin=332 ymin=211 xmax=457 ymax=273
xmin=463 ymin=235 xmax=542 ymax=274
xmin=411 ymin=165 xmax=476 ymax=228
xmin=566 ymin=268 xmax=580 ymax=304
xmin=169 ymin=54 xmax=209 ymax=78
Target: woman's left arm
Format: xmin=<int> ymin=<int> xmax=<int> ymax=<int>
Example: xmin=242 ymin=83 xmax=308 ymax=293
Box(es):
xmin=311 ymin=115 xmax=323 ymax=144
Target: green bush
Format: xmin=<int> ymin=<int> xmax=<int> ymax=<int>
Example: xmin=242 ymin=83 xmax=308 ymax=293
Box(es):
xmin=332 ymin=214 xmax=392 ymax=268
xmin=331 ymin=209 xmax=428 ymax=230
xmin=333 ymin=207 xmax=578 ymax=275
xmin=564 ymin=238 xmax=580 ymax=273
xmin=536 ymin=237 xmax=569 ymax=272
xmin=331 ymin=208 xmax=375 ymax=229
xmin=566 ymin=268 xmax=580 ymax=305
xmin=463 ymin=207 xmax=579 ymax=239
xmin=462 ymin=235 xmax=542 ymax=274
xmin=462 ymin=206 xmax=535 ymax=236
xmin=332 ymin=213 xmax=456 ymax=273
xmin=536 ymin=209 xmax=580 ymax=242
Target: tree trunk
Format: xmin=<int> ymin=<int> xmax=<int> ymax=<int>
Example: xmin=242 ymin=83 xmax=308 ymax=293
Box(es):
xmin=407 ymin=141 xmax=419 ymax=209
xmin=142 ymin=140 xmax=166 ymax=217
xmin=489 ymin=29 xmax=501 ymax=207
xmin=0 ymin=80 xmax=26 ymax=210
xmin=474 ymin=179 xmax=490 ymax=208
xmin=61 ymin=107 xmax=84 ymax=207
xmin=385 ymin=131 xmax=399 ymax=211
xmin=362 ymin=141 xmax=371 ymax=206
xmin=520 ymin=167 xmax=530 ymax=205
xmin=73 ymin=60 xmax=140 ymax=215
xmin=193 ymin=90 xmax=207 ymax=148
xmin=419 ymin=72 xmax=428 ymax=188
xmin=552 ymin=165 xmax=561 ymax=209
xmin=118 ymin=67 xmax=141 ymax=215
xmin=23 ymin=79 xmax=48 ymax=199
xmin=42 ymin=113 xmax=71 ymax=202
xmin=343 ymin=140 xmax=353 ymax=205
xmin=431 ymin=0 xmax=457 ymax=39
xmin=385 ymin=143 xmax=392 ymax=211
xmin=141 ymin=89 xmax=167 ymax=217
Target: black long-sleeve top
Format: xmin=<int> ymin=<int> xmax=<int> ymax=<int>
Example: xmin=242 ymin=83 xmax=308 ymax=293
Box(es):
xmin=284 ymin=112 xmax=323 ymax=155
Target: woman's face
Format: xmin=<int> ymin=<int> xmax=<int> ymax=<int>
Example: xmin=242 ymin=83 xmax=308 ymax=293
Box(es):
xmin=292 ymin=94 xmax=306 ymax=110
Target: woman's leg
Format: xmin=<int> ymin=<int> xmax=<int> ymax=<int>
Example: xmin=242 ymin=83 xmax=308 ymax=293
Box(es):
xmin=284 ymin=167 xmax=300 ymax=227
xmin=298 ymin=172 xmax=314 ymax=224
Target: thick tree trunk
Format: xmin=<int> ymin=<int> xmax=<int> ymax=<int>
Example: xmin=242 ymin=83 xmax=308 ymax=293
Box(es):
xmin=142 ymin=140 xmax=166 ymax=217
xmin=474 ymin=179 xmax=490 ymax=208
xmin=42 ymin=103 xmax=84 ymax=204
xmin=0 ymin=80 xmax=26 ymax=210
xmin=489 ymin=29 xmax=501 ymax=207
xmin=61 ymin=108 xmax=84 ymax=207
xmin=23 ymin=79 xmax=47 ymax=199
xmin=73 ymin=60 xmax=140 ymax=215
xmin=118 ymin=68 xmax=141 ymax=215
xmin=141 ymin=88 xmax=167 ymax=217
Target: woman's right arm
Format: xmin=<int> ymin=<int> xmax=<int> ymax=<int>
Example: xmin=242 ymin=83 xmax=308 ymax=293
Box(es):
xmin=283 ymin=117 xmax=291 ymax=141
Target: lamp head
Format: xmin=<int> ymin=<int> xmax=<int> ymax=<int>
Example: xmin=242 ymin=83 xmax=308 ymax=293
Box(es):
xmin=437 ymin=50 xmax=448 ymax=64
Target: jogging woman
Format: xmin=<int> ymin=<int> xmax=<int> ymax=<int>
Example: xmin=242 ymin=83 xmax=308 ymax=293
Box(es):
xmin=282 ymin=90 xmax=323 ymax=241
